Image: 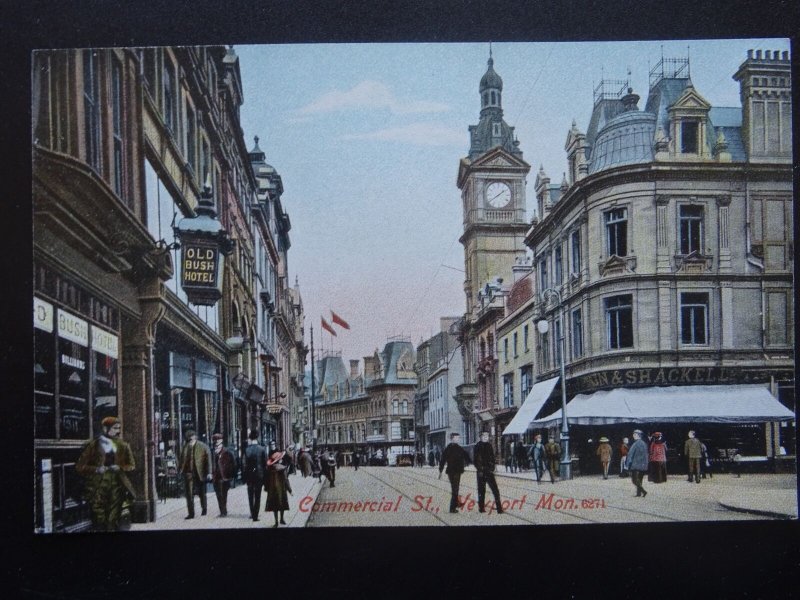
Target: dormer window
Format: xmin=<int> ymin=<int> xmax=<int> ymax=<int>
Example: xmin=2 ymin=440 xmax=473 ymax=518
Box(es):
xmin=681 ymin=120 xmax=699 ymax=153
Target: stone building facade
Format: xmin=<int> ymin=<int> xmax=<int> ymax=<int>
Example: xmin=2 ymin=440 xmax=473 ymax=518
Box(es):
xmin=314 ymin=341 xmax=418 ymax=465
xmin=32 ymin=45 xmax=302 ymax=532
xmin=522 ymin=50 xmax=794 ymax=470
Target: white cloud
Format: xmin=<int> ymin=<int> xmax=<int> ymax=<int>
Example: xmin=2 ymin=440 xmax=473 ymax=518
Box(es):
xmin=340 ymin=122 xmax=464 ymax=146
xmin=295 ymin=80 xmax=450 ymax=116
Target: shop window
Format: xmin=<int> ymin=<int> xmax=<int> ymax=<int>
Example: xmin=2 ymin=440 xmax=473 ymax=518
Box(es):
xmin=605 ymin=294 xmax=633 ymax=349
xmin=604 ymin=208 xmax=628 ymax=257
xmin=58 ymin=337 xmax=90 ymax=440
xmin=679 ymin=205 xmax=704 ymax=255
xmin=680 ymin=292 xmax=709 ymax=345
xmin=34 ymin=325 xmax=57 ymax=439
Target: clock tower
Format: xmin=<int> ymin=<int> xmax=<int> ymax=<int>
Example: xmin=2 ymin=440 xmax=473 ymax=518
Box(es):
xmin=457 ymin=52 xmax=531 ymax=316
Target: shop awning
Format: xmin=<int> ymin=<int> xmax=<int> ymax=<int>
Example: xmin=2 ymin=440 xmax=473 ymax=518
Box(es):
xmin=531 ymin=384 xmax=795 ymax=428
xmin=502 ymin=376 xmax=560 ymax=435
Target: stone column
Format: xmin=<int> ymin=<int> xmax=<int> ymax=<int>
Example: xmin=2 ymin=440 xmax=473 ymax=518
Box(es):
xmin=120 ymin=279 xmax=166 ymax=523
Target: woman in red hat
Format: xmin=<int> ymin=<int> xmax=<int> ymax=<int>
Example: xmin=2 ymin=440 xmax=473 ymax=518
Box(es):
xmin=647 ymin=432 xmax=668 ymax=483
xmin=265 ymin=449 xmax=292 ymax=527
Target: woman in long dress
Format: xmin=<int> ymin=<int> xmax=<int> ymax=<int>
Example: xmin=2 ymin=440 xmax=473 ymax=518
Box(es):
xmin=648 ymin=432 xmax=668 ymax=483
xmin=265 ymin=450 xmax=292 ymax=527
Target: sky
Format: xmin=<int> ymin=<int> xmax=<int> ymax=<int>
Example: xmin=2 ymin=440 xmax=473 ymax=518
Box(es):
xmin=235 ymin=38 xmax=790 ymax=364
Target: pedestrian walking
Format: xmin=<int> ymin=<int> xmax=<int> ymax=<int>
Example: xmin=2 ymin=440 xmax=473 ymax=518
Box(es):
xmin=529 ymin=434 xmax=552 ymax=484
xmin=265 ymin=449 xmax=292 ymax=527
xmin=618 ymin=437 xmax=629 ymax=477
xmin=626 ymin=429 xmax=649 ymax=497
xmin=515 ymin=439 xmax=528 ymax=471
xmin=700 ymin=440 xmax=713 ymax=479
xmin=684 ymin=430 xmax=703 ymax=484
xmin=323 ymin=450 xmax=337 ymax=487
xmin=648 ymin=432 xmax=668 ymax=483
xmin=473 ymin=431 xmax=504 ymax=514
xmin=75 ymin=416 xmax=136 ymax=531
xmin=243 ymin=430 xmax=267 ymax=521
xmin=596 ymin=436 xmax=613 ymax=479
xmin=731 ymin=449 xmax=742 ymax=478
xmin=211 ymin=433 xmax=236 ymax=517
xmin=352 ymin=451 xmax=360 ymax=471
xmin=544 ymin=436 xmax=560 ymax=481
xmin=312 ymin=451 xmax=323 ymax=482
xmin=438 ymin=432 xmax=470 ymax=513
xmin=298 ymin=447 xmax=313 ymax=478
xmin=180 ymin=430 xmax=212 ymax=519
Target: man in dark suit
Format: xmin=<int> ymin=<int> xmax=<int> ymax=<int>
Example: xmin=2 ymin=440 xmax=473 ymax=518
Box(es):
xmin=243 ymin=430 xmax=267 ymax=521
xmin=438 ymin=432 xmax=470 ymax=513
xmin=473 ymin=431 xmax=504 ymax=514
xmin=180 ymin=429 xmax=212 ymax=519
xmin=211 ymin=433 xmax=236 ymax=517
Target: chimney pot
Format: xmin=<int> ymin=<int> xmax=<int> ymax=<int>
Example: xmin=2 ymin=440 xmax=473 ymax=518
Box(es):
xmin=756 ymin=50 xmax=762 ymax=59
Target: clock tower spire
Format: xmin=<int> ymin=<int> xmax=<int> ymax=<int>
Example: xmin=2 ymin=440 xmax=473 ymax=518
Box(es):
xmin=457 ymin=50 xmax=531 ymax=316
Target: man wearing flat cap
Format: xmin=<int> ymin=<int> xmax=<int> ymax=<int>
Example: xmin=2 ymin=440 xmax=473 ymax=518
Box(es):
xmin=211 ymin=433 xmax=236 ymax=517
xmin=180 ymin=430 xmax=212 ymax=519
xmin=76 ymin=416 xmax=136 ymax=531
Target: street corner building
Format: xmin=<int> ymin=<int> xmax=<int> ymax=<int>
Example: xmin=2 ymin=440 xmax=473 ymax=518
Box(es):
xmin=454 ymin=49 xmax=795 ymax=476
xmin=32 ymin=47 xmax=305 ymax=532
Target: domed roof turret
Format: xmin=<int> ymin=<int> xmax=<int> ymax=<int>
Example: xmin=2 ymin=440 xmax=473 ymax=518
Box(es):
xmin=479 ymin=56 xmax=503 ymax=93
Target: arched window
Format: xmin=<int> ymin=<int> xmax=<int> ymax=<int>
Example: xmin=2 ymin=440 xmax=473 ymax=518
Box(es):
xmin=393 ymin=399 xmax=399 ymax=414
xmin=402 ymin=400 xmax=408 ymax=415
xmin=483 ymin=92 xmax=489 ymax=107
xmin=490 ymin=91 xmax=496 ymax=105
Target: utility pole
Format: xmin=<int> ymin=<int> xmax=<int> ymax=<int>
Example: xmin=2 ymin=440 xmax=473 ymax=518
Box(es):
xmin=310 ymin=324 xmax=316 ymax=452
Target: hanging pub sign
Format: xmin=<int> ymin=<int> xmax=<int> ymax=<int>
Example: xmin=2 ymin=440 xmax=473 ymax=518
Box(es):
xmin=173 ymin=178 xmax=233 ymax=306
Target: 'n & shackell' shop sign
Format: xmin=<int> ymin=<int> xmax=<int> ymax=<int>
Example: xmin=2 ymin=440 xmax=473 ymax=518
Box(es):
xmin=568 ymin=366 xmax=793 ymax=396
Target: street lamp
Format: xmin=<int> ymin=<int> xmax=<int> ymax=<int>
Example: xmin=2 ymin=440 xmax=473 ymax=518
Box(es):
xmin=536 ymin=287 xmax=572 ymax=480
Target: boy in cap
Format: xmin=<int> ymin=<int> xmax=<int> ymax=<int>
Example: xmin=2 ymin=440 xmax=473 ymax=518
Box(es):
xmin=76 ymin=416 xmax=136 ymax=531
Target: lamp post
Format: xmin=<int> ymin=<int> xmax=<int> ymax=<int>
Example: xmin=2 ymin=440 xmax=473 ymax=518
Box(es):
xmin=536 ymin=287 xmax=572 ymax=480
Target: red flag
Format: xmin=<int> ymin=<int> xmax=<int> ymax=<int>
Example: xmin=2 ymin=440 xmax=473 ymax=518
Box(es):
xmin=330 ymin=310 xmax=350 ymax=330
xmin=321 ymin=317 xmax=337 ymax=336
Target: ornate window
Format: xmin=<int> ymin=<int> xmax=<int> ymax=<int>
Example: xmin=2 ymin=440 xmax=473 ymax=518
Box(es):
xmin=680 ymin=292 xmax=709 ymax=345
xmin=605 ymin=295 xmax=633 ymax=349
xmin=605 ymin=208 xmax=628 ymax=257
xmin=679 ymin=205 xmax=704 ymax=254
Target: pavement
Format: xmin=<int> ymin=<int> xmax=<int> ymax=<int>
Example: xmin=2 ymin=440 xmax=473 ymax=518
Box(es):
xmin=129 ymin=471 xmax=324 ymax=531
xmin=483 ymin=466 xmax=798 ymax=520
xmin=128 ymin=467 xmax=796 ymax=529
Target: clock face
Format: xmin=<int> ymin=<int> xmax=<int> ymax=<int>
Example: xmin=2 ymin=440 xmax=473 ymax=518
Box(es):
xmin=486 ymin=182 xmax=511 ymax=208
